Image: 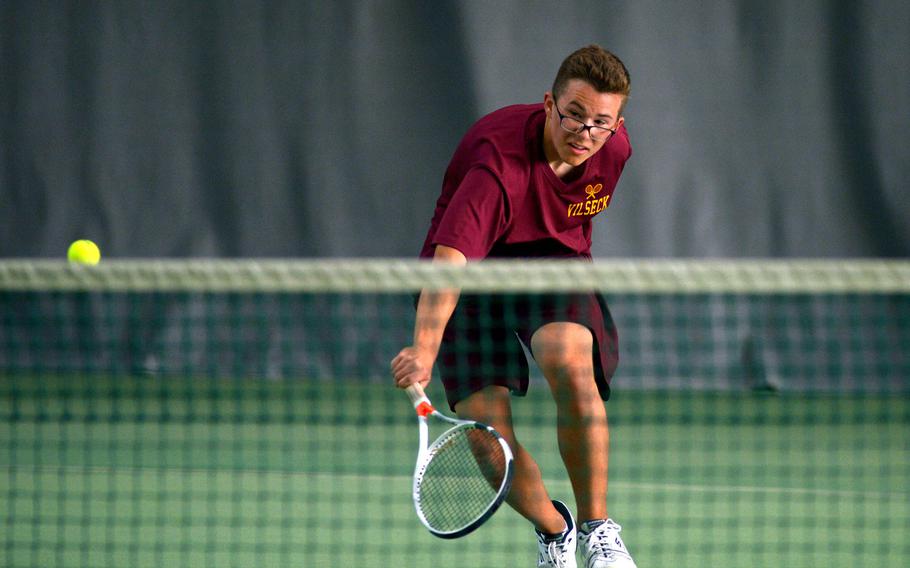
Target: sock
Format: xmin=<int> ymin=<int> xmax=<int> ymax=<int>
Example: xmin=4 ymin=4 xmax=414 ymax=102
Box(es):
xmin=536 ymin=523 xmax=569 ymax=543
xmin=579 ymin=519 xmax=607 ymax=534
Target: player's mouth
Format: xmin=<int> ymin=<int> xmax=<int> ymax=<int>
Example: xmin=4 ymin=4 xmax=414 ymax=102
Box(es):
xmin=567 ymin=141 xmax=589 ymax=156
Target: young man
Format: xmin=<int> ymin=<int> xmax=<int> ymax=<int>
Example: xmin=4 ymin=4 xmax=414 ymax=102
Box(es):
xmin=391 ymin=45 xmax=636 ymax=568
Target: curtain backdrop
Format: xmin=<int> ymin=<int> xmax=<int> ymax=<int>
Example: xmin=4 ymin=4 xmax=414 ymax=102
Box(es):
xmin=2 ymin=0 xmax=908 ymax=259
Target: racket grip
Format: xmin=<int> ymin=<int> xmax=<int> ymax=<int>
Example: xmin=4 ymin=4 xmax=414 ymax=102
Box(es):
xmin=404 ymin=383 xmax=433 ymax=409
xmin=405 ymin=383 xmax=427 ymax=405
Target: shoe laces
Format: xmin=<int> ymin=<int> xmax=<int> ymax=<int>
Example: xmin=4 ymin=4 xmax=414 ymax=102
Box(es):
xmin=546 ymin=540 xmax=571 ymax=568
xmin=586 ymin=521 xmax=625 ymax=558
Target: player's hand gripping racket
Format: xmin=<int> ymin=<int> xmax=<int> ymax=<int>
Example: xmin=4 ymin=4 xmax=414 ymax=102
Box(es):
xmin=405 ymin=383 xmax=514 ymax=538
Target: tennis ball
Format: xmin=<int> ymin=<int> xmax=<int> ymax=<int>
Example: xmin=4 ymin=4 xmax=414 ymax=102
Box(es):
xmin=67 ymin=239 xmax=101 ymax=265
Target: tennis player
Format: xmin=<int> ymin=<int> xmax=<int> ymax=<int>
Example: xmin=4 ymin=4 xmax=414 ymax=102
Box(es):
xmin=392 ymin=45 xmax=636 ymax=568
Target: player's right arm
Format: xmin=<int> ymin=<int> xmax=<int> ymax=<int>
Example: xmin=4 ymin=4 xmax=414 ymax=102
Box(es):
xmin=391 ymin=244 xmax=466 ymax=390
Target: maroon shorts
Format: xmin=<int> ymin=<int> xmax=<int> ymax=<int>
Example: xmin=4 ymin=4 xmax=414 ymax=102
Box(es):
xmin=436 ymin=293 xmax=619 ymax=410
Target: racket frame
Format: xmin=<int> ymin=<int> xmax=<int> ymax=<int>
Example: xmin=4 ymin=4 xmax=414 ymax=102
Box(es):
xmin=405 ymin=383 xmax=515 ymax=539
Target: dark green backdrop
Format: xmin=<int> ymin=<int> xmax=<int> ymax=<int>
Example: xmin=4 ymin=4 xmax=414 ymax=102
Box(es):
xmin=2 ymin=1 xmax=908 ymax=259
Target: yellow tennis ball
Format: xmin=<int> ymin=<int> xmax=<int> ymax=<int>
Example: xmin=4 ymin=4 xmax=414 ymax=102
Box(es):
xmin=67 ymin=240 xmax=101 ymax=265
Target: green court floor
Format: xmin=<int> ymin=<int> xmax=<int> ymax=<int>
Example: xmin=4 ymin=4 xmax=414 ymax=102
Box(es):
xmin=2 ymin=376 xmax=907 ymax=567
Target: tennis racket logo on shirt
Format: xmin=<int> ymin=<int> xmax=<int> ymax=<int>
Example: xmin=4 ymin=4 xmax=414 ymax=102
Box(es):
xmin=568 ymin=183 xmax=610 ymax=217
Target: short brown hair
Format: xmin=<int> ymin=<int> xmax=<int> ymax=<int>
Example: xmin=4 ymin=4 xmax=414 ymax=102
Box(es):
xmin=552 ymin=45 xmax=631 ymax=114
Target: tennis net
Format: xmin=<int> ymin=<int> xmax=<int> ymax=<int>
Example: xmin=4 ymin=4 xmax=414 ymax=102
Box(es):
xmin=1 ymin=259 xmax=908 ymax=567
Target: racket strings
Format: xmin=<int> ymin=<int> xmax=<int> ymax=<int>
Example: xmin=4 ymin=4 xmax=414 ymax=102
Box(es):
xmin=417 ymin=426 xmax=509 ymax=532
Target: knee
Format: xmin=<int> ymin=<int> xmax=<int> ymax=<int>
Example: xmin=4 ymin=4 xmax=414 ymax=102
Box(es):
xmin=538 ymin=359 xmax=602 ymax=419
xmin=531 ymin=324 xmax=596 ymax=388
xmin=536 ymin=356 xmax=593 ymax=388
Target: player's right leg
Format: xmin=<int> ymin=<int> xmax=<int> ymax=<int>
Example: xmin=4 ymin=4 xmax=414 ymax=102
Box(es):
xmin=454 ymin=385 xmax=565 ymax=534
xmin=455 ymin=386 xmax=577 ymax=567
xmin=440 ymin=295 xmax=577 ymax=565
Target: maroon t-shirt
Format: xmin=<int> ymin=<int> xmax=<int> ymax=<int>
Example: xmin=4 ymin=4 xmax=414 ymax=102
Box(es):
xmin=420 ymin=104 xmax=631 ymax=260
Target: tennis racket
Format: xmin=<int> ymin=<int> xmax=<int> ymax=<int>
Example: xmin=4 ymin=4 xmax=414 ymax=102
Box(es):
xmin=404 ymin=383 xmax=515 ymax=539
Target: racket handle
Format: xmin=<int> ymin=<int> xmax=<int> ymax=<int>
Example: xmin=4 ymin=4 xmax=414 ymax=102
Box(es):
xmin=405 ymin=383 xmax=427 ymax=405
xmin=405 ymin=383 xmax=434 ymax=416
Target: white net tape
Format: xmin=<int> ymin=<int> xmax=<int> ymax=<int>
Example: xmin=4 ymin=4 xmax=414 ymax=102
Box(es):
xmin=1 ymin=259 xmax=909 ymax=293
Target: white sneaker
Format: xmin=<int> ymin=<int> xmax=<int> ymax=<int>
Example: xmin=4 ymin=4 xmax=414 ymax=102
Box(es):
xmin=536 ymin=500 xmax=577 ymax=568
xmin=578 ymin=519 xmax=637 ymax=568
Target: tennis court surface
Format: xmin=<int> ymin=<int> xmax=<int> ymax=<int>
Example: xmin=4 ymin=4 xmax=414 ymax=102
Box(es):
xmin=2 ymin=260 xmax=908 ymax=567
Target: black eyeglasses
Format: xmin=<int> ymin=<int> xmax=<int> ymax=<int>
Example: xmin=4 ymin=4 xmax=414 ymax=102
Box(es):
xmin=553 ymin=102 xmax=616 ymax=142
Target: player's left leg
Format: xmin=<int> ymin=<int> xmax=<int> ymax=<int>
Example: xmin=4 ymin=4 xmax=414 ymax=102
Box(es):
xmin=531 ymin=322 xmax=636 ymax=568
xmin=531 ymin=322 xmax=609 ymax=522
